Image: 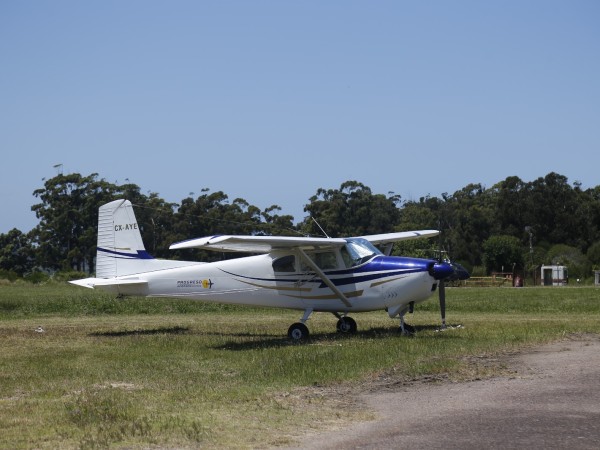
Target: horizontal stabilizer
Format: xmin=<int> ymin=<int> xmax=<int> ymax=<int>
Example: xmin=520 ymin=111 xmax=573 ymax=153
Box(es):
xmin=69 ymin=277 xmax=148 ymax=289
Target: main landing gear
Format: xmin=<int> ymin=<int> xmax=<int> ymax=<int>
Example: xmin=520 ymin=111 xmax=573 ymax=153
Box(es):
xmin=287 ymin=322 xmax=310 ymax=341
xmin=287 ymin=309 xmax=358 ymax=341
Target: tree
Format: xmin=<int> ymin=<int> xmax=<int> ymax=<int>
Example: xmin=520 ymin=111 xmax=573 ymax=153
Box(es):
xmin=482 ymin=235 xmax=524 ymax=274
xmin=302 ymin=181 xmax=401 ymax=237
xmin=31 ymin=173 xmax=120 ymax=271
xmin=29 ymin=173 xmax=163 ymax=273
xmin=491 ymin=176 xmax=531 ymax=237
xmin=19 ymin=171 xmax=600 ymax=277
xmin=443 ymin=184 xmax=494 ymax=269
xmin=0 ymin=228 xmax=33 ymax=276
xmin=170 ymin=190 xmax=264 ymax=262
xmin=527 ymin=173 xmax=582 ymax=247
xmin=261 ymin=205 xmax=296 ymax=237
xmin=587 ymin=241 xmax=600 ymax=270
xmin=546 ymin=244 xmax=589 ymax=279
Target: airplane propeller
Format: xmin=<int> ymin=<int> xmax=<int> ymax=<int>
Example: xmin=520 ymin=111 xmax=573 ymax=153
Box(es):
xmin=439 ymin=278 xmax=446 ymax=329
xmin=429 ymin=233 xmax=470 ymax=329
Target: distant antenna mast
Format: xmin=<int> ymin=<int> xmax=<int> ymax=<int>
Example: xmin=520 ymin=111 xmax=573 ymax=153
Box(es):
xmin=311 ymin=217 xmax=330 ymax=238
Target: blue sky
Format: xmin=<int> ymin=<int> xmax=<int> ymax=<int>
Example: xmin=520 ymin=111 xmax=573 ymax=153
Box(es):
xmin=1 ymin=1 xmax=599 ymax=233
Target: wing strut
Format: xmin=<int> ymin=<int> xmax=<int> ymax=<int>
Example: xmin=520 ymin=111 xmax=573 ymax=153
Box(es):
xmin=298 ymin=249 xmax=352 ymax=308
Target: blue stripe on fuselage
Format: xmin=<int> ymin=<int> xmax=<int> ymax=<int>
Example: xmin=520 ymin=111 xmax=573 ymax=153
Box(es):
xmin=221 ymin=256 xmax=434 ymax=288
xmin=316 ymin=256 xmax=433 ymax=287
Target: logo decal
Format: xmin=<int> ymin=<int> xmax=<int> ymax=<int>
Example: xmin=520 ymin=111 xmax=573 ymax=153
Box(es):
xmin=177 ymin=279 xmax=213 ymax=289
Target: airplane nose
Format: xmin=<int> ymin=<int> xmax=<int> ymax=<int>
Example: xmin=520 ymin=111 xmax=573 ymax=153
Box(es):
xmin=429 ymin=261 xmax=471 ymax=281
xmin=451 ymin=262 xmax=470 ymax=281
xmin=430 ymin=261 xmax=454 ymax=280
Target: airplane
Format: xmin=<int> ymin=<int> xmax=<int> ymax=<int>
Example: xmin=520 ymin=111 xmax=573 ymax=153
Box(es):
xmin=71 ymin=199 xmax=469 ymax=340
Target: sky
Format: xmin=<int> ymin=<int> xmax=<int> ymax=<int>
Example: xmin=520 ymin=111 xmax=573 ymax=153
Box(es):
xmin=1 ymin=0 xmax=599 ymax=234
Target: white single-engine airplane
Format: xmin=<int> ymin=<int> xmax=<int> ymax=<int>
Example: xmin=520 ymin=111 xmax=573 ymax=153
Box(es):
xmin=71 ymin=199 xmax=469 ymax=340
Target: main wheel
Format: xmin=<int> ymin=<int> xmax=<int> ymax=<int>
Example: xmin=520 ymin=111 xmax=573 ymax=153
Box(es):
xmin=336 ymin=316 xmax=357 ymax=334
xmin=288 ymin=322 xmax=310 ymax=341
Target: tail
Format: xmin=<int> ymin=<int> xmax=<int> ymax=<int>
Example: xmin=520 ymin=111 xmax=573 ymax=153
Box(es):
xmin=71 ymin=199 xmax=197 ymax=290
xmin=96 ymin=199 xmax=153 ymax=278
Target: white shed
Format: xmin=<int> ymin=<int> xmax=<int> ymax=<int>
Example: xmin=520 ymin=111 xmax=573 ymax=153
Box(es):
xmin=540 ymin=265 xmax=568 ymax=286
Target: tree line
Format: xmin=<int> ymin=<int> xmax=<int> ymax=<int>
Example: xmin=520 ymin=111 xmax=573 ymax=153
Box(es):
xmin=1 ymin=172 xmax=599 ymax=282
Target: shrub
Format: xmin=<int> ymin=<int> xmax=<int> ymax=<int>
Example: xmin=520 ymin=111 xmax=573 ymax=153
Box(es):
xmin=0 ymin=269 xmax=19 ymax=282
xmin=23 ymin=271 xmax=50 ymax=284
xmin=54 ymin=271 xmax=89 ymax=282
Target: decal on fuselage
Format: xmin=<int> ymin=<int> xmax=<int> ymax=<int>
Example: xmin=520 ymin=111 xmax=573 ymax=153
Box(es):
xmin=177 ymin=279 xmax=214 ymax=288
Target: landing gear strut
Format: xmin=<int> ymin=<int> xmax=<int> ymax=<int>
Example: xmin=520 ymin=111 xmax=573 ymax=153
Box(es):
xmin=398 ymin=306 xmax=415 ymax=335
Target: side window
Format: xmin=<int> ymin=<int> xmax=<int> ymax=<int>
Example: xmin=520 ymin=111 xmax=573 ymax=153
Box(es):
xmin=301 ymin=251 xmax=338 ymax=271
xmin=272 ymin=255 xmax=296 ymax=273
xmin=316 ymin=252 xmax=337 ymax=270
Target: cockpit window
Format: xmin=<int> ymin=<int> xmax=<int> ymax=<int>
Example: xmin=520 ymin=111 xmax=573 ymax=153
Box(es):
xmin=344 ymin=238 xmax=382 ymax=266
xmin=272 ymin=255 xmax=296 ymax=273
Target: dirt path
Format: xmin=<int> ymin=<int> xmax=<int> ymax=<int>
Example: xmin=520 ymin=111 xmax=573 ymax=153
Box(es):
xmin=287 ymin=335 xmax=600 ymax=449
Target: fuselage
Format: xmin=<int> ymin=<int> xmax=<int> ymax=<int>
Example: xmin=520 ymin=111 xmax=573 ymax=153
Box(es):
xmin=102 ymin=253 xmax=442 ymax=316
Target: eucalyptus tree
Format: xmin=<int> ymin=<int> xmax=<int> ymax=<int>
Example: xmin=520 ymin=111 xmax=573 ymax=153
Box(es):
xmin=441 ymin=183 xmax=494 ymax=270
xmin=31 ymin=173 xmax=119 ymax=272
xmin=490 ymin=176 xmax=532 ymax=237
xmin=482 ymin=234 xmax=525 ymax=275
xmin=527 ymin=172 xmax=583 ymax=247
xmin=260 ymin=205 xmax=296 ymax=237
xmin=302 ymin=181 xmax=401 ymax=237
xmin=170 ymin=189 xmax=263 ymax=262
xmin=0 ymin=228 xmax=33 ymax=276
xmin=30 ymin=173 xmax=171 ymax=273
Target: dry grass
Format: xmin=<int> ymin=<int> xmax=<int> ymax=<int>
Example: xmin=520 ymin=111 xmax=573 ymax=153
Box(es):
xmin=0 ymin=284 xmax=599 ymax=448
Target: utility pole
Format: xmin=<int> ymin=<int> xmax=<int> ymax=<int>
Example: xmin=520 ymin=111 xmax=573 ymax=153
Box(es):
xmin=525 ymin=226 xmax=535 ymax=285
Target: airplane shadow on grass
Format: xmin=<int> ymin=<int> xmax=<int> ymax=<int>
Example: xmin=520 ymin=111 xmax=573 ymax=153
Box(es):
xmin=89 ymin=326 xmax=191 ymax=337
xmin=88 ymin=324 xmax=463 ymax=350
xmin=212 ymin=324 xmax=464 ymax=351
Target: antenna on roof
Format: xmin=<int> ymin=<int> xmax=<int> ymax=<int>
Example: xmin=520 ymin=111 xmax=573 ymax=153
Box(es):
xmin=311 ymin=217 xmax=330 ymax=238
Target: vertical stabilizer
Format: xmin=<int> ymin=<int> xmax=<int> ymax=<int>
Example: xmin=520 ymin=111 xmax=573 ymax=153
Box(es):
xmin=96 ymin=199 xmax=152 ymax=278
xmin=71 ymin=199 xmax=199 ymax=289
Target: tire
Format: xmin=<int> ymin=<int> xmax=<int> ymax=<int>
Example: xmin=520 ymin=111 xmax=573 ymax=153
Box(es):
xmin=288 ymin=322 xmax=310 ymax=341
xmin=336 ymin=316 xmax=357 ymax=334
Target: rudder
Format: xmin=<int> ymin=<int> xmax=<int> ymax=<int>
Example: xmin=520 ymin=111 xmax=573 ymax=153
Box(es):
xmin=96 ymin=199 xmax=152 ymax=278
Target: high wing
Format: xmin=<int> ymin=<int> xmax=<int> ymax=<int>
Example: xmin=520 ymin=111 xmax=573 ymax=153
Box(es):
xmin=169 ymin=235 xmax=347 ymax=253
xmin=169 ymin=230 xmax=439 ymax=254
xmin=360 ymin=230 xmax=439 ymax=245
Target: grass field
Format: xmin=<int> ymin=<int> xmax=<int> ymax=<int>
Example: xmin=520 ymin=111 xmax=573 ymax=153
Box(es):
xmin=1 ymin=283 xmax=599 ymax=449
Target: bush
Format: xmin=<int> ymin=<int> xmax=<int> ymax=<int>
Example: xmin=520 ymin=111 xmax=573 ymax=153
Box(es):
xmin=23 ymin=271 xmax=50 ymax=284
xmin=0 ymin=269 xmax=19 ymax=282
xmin=54 ymin=271 xmax=89 ymax=282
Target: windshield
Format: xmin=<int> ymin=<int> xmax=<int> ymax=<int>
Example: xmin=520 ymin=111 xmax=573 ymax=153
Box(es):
xmin=344 ymin=238 xmax=382 ymax=266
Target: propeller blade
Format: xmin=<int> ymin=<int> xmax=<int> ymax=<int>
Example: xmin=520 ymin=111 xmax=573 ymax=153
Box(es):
xmin=439 ymin=280 xmax=446 ymax=329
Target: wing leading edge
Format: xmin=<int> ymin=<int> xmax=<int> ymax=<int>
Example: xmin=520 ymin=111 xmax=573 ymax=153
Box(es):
xmin=360 ymin=230 xmax=439 ymax=245
xmin=169 ymin=230 xmax=439 ymax=254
